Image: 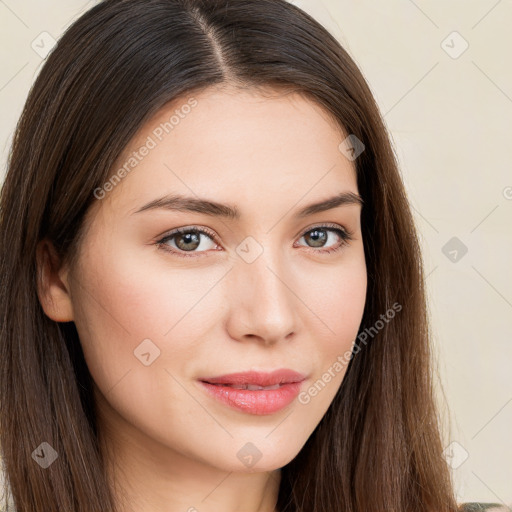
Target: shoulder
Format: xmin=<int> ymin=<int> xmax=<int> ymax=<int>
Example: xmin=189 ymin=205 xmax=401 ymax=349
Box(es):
xmin=459 ymin=503 xmax=512 ymax=512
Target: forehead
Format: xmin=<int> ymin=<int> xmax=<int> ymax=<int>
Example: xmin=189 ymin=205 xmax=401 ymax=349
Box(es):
xmin=97 ymin=85 xmax=358 ymax=219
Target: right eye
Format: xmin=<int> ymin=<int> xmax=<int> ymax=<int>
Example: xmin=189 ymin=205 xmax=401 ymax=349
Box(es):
xmin=156 ymin=226 xmax=220 ymax=258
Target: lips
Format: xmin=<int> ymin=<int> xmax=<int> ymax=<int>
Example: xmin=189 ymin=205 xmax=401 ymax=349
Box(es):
xmin=198 ymin=374 xmax=306 ymax=415
xmin=209 ymin=383 xmax=282 ymax=390
xmin=199 ymin=369 xmax=306 ymax=388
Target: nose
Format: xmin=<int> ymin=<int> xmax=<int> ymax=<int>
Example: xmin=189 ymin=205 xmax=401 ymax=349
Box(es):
xmin=224 ymin=246 xmax=299 ymax=346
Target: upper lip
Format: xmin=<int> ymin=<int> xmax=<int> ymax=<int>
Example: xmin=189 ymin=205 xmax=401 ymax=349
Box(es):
xmin=200 ymin=369 xmax=307 ymax=387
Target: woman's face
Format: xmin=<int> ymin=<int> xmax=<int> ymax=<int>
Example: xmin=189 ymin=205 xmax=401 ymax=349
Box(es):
xmin=54 ymin=85 xmax=367 ymax=474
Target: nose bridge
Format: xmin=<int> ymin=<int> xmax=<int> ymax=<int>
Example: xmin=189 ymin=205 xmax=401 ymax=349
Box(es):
xmin=244 ymin=248 xmax=285 ymax=299
xmin=226 ymin=235 xmax=298 ymax=342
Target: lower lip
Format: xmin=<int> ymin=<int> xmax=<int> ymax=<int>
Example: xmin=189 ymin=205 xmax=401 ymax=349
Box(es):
xmin=198 ymin=381 xmax=303 ymax=415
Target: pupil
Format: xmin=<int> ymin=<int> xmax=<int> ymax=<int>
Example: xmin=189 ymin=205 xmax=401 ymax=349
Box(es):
xmin=306 ymin=229 xmax=326 ymax=247
xmin=177 ymin=231 xmax=200 ymax=251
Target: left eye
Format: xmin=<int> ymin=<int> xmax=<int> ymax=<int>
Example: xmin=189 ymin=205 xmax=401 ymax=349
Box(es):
xmin=156 ymin=224 xmax=353 ymax=258
xmin=296 ymin=225 xmax=352 ymax=252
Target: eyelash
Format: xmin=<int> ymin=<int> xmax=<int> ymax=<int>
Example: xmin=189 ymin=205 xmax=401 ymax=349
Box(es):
xmin=155 ymin=223 xmax=354 ymax=259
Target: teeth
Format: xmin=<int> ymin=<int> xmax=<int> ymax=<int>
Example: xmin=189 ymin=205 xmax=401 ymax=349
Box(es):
xmin=212 ymin=383 xmax=282 ymax=390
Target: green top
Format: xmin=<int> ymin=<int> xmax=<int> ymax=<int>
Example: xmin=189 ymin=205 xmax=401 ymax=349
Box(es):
xmin=459 ymin=504 xmax=512 ymax=511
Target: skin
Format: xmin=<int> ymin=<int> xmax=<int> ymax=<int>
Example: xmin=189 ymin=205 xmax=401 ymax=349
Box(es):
xmin=36 ymin=84 xmax=367 ymax=512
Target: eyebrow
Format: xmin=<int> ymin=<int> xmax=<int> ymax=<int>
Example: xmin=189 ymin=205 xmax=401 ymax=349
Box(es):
xmin=131 ymin=191 xmax=364 ymax=219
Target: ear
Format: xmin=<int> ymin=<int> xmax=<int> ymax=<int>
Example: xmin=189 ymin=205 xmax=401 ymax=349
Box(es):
xmin=35 ymin=238 xmax=74 ymax=322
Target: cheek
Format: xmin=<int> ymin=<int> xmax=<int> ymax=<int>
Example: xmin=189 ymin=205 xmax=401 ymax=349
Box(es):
xmin=293 ymin=249 xmax=367 ymax=399
xmin=298 ymin=248 xmax=367 ymax=346
xmin=69 ymin=246 xmax=229 ymax=446
xmin=330 ymin=269 xmax=366 ymax=345
xmin=70 ymin=244 xmax=227 ymax=389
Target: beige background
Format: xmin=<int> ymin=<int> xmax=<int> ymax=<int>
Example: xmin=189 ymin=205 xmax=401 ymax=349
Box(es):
xmin=1 ymin=0 xmax=511 ymax=506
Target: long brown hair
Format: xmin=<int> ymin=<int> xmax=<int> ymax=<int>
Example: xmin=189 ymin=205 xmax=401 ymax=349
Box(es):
xmin=0 ymin=0 xmax=459 ymax=510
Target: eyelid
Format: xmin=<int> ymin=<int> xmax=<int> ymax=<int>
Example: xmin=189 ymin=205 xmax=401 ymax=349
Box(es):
xmin=165 ymin=224 xmax=217 ymax=240
xmin=296 ymin=221 xmax=350 ymax=239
